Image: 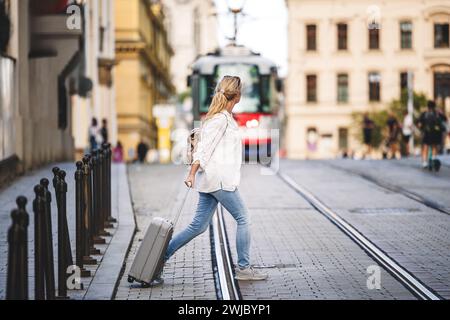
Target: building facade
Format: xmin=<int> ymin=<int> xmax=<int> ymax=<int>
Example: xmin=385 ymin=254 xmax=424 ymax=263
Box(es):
xmin=115 ymin=0 xmax=175 ymax=162
xmin=164 ymin=0 xmax=218 ymax=94
xmin=1 ymin=0 xmax=83 ymax=185
xmin=286 ymin=0 xmax=450 ymax=159
xmin=72 ymin=0 xmax=117 ymax=158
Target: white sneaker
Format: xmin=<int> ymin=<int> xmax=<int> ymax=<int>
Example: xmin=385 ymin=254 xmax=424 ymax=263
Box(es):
xmin=235 ymin=267 xmax=268 ymax=281
xmin=422 ymin=162 xmax=428 ymax=169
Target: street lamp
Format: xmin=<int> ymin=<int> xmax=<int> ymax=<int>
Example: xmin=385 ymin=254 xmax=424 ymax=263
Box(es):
xmin=227 ymin=0 xmax=247 ymax=44
xmin=228 ymin=0 xmax=246 ymax=12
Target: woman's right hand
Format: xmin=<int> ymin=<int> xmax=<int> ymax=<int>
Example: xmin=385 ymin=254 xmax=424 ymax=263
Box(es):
xmin=185 ymin=174 xmax=195 ymax=188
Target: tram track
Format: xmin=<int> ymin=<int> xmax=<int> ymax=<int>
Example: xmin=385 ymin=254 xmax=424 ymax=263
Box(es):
xmin=210 ymin=205 xmax=242 ymax=300
xmin=324 ymin=162 xmax=450 ymax=216
xmin=275 ymin=168 xmax=443 ymax=300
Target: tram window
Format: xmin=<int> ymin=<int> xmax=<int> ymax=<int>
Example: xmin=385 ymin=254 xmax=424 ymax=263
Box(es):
xmin=199 ymin=75 xmax=215 ymax=113
xmin=260 ymin=75 xmax=272 ymax=113
xmin=214 ymin=64 xmax=262 ymax=113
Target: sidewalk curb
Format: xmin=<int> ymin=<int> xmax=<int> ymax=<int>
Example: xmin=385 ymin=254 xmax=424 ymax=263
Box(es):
xmin=84 ymin=164 xmax=136 ymax=300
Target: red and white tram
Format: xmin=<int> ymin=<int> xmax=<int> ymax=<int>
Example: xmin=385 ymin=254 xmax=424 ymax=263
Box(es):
xmin=188 ymin=45 xmax=282 ymax=162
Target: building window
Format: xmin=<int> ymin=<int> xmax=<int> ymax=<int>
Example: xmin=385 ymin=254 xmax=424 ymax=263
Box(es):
xmin=337 ymin=23 xmax=348 ymax=50
xmin=400 ymin=72 xmax=408 ymax=97
xmin=306 ymin=74 xmax=317 ymax=102
xmin=338 ymin=128 xmax=349 ymax=151
xmin=337 ymin=73 xmax=349 ymax=103
xmin=368 ymin=72 xmax=381 ymax=102
xmin=306 ymin=24 xmax=317 ymax=51
xmin=434 ymin=72 xmax=450 ymax=101
xmin=400 ymin=21 xmax=412 ymax=49
xmin=369 ymin=28 xmax=380 ymax=50
xmin=434 ymin=23 xmax=449 ymax=48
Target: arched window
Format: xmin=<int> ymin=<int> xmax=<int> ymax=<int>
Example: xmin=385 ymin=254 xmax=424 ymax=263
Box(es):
xmin=423 ymin=6 xmax=450 ymax=48
xmin=431 ymin=64 xmax=450 ymax=105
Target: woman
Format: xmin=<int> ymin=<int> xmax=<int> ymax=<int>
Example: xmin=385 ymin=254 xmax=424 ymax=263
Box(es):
xmin=163 ymin=76 xmax=268 ymax=281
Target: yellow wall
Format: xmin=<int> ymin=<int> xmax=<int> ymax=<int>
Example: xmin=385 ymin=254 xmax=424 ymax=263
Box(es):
xmin=115 ymin=0 xmax=174 ymax=162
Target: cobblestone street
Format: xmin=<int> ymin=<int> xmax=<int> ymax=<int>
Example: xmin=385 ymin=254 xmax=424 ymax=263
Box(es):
xmin=114 ymin=164 xmax=217 ymax=300
xmin=1 ymin=159 xmax=449 ymax=301
xmin=111 ymin=159 xmax=450 ymax=300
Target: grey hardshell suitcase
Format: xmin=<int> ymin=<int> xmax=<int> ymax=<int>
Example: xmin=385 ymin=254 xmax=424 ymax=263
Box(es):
xmin=127 ymin=187 xmax=190 ymax=287
xmin=127 ymin=217 xmax=173 ymax=287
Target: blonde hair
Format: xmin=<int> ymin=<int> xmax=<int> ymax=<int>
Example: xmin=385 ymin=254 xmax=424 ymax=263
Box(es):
xmin=205 ymin=76 xmax=242 ymax=121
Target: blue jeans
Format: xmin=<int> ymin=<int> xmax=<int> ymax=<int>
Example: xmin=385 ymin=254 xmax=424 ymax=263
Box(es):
xmin=164 ymin=189 xmax=251 ymax=268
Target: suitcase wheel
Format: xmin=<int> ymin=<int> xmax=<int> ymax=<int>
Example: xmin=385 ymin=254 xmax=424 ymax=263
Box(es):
xmin=127 ymin=276 xmax=135 ymax=283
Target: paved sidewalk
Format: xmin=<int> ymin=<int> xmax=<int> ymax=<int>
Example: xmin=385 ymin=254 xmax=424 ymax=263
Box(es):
xmin=223 ymin=165 xmax=415 ymax=300
xmin=0 ymin=162 xmax=134 ymax=300
xmin=281 ymin=160 xmax=450 ymax=299
xmin=114 ymin=164 xmax=217 ymax=300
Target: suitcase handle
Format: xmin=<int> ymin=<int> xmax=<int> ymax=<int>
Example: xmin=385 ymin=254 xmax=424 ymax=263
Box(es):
xmin=171 ymin=186 xmax=191 ymax=227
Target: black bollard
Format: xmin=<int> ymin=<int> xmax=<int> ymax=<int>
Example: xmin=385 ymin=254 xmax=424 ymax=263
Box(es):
xmin=17 ymin=196 xmax=29 ymax=299
xmin=6 ymin=197 xmax=29 ymax=300
xmin=33 ymin=185 xmax=46 ymax=300
xmin=91 ymin=151 xmax=106 ymax=245
xmin=101 ymin=146 xmax=113 ymax=230
xmin=107 ymin=143 xmax=117 ymax=224
xmin=84 ymin=155 xmax=101 ymax=255
xmin=40 ymin=179 xmax=56 ymax=300
xmin=104 ymin=144 xmax=115 ymax=226
xmin=81 ymin=157 xmax=97 ymax=265
xmin=97 ymin=149 xmax=105 ymax=233
xmin=54 ymin=170 xmax=73 ymax=268
xmin=75 ymin=162 xmax=91 ymax=279
xmin=56 ymin=170 xmax=73 ymax=298
xmin=98 ymin=149 xmax=111 ymax=237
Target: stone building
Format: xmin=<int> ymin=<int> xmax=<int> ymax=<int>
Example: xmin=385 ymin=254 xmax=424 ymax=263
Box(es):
xmin=72 ymin=0 xmax=118 ymax=158
xmin=163 ymin=0 xmax=218 ymax=94
xmin=115 ymin=0 xmax=175 ymax=161
xmin=0 ymin=0 xmax=83 ymax=184
xmin=286 ymin=0 xmax=450 ymax=159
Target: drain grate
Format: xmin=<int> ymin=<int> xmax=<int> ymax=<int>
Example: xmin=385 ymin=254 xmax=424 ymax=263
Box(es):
xmin=350 ymin=208 xmax=421 ymax=214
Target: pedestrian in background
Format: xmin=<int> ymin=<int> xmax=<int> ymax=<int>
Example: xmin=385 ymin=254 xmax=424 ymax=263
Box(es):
xmin=401 ymin=110 xmax=414 ymax=157
xmin=386 ymin=112 xmax=401 ymax=159
xmin=362 ymin=113 xmax=375 ymax=159
xmin=100 ymin=118 xmax=109 ymax=144
xmin=137 ymin=140 xmax=149 ymax=163
xmin=89 ymin=118 xmax=100 ymax=152
xmin=418 ymin=100 xmax=445 ymax=168
xmin=163 ymin=76 xmax=268 ymax=282
xmin=113 ymin=141 xmax=124 ymax=163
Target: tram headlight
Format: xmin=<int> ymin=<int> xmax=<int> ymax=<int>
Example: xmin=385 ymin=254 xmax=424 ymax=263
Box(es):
xmin=246 ymin=119 xmax=259 ymax=128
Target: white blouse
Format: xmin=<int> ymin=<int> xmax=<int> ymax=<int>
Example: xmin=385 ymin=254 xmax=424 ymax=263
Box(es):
xmin=193 ymin=110 xmax=242 ymax=193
